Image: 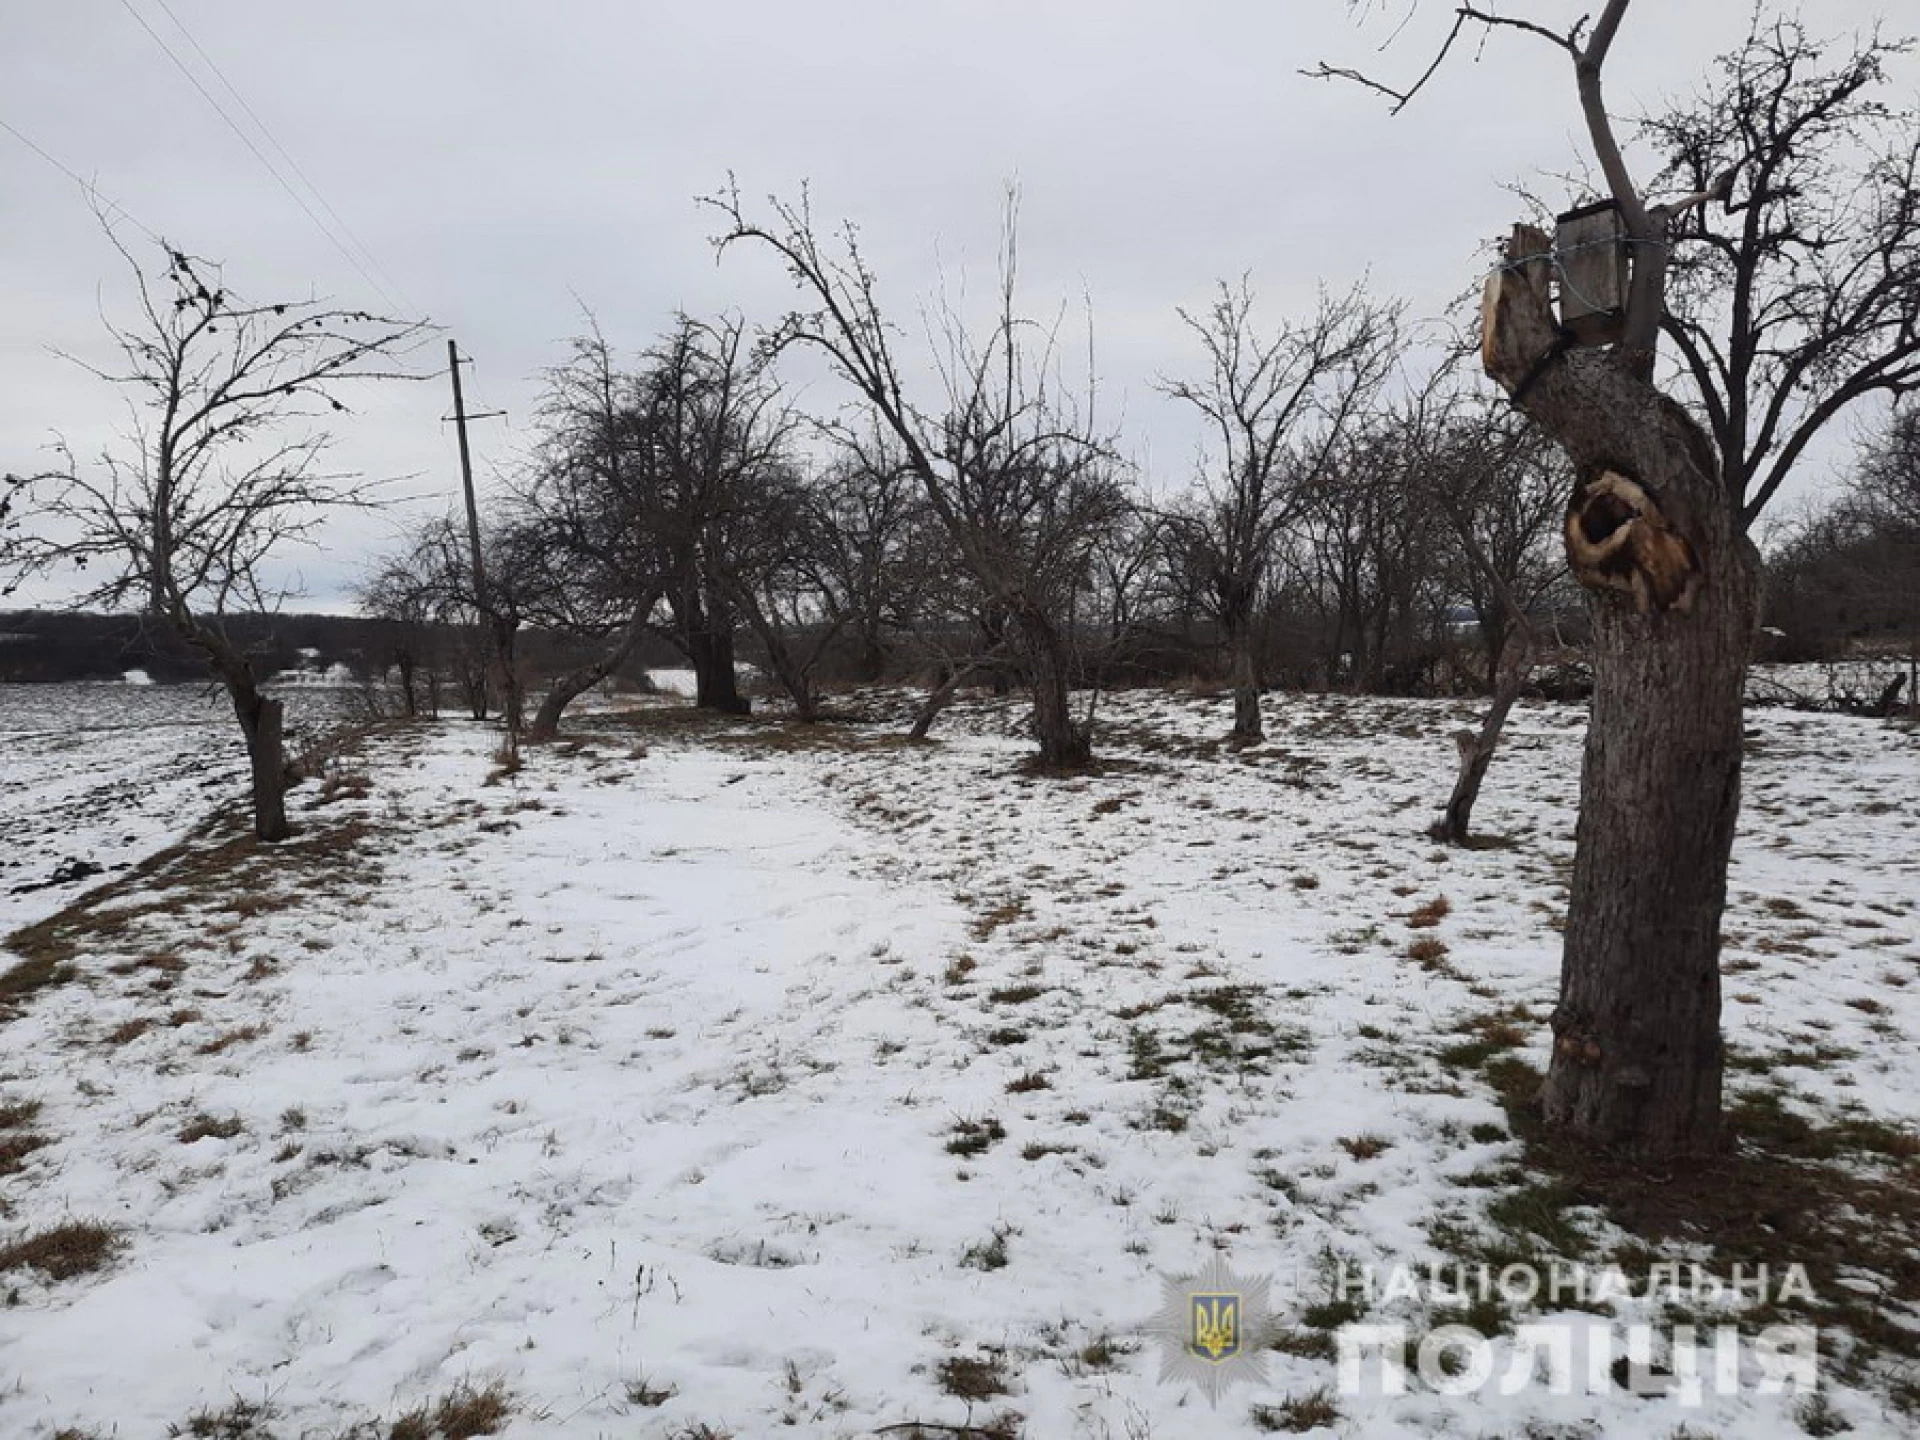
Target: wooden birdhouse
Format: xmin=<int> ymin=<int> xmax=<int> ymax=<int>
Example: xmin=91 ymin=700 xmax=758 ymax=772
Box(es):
xmin=1554 ymin=199 xmax=1630 ymax=346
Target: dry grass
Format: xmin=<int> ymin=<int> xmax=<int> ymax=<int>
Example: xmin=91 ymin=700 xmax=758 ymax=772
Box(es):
xmin=178 ymin=1112 xmax=245 ymax=1144
xmin=0 ymin=1096 xmax=43 ymax=1129
xmin=936 ymin=1351 xmax=1011 ymax=1401
xmin=0 ymin=1221 xmax=122 ymax=1280
xmin=0 ymin=1129 xmax=51 ymax=1176
xmin=1405 ymin=894 xmax=1453 ymax=929
xmin=386 ymin=1380 xmax=513 ymax=1440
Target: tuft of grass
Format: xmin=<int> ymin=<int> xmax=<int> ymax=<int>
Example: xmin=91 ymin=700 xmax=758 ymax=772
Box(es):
xmin=0 ymin=1096 xmax=44 ymax=1129
xmin=946 ymin=1115 xmax=1006 ymax=1157
xmin=197 ymin=1025 xmax=268 ymax=1056
xmin=178 ymin=1112 xmax=245 ymax=1144
xmin=936 ymin=1351 xmax=1011 ymax=1401
xmin=0 ymin=1130 xmax=52 ymax=1176
xmin=170 ymin=1397 xmax=277 ymax=1439
xmin=0 ymin=952 xmax=73 ymax=1012
xmin=0 ymin=1220 xmax=122 ymax=1280
xmin=1338 ymin=1133 xmax=1391 ymax=1161
xmin=988 ymin=982 xmax=1047 ymax=1005
xmin=106 ymin=1015 xmax=157 ymax=1045
xmin=1793 ymin=1389 xmax=1853 ymax=1436
xmin=387 ymin=1380 xmax=513 ymax=1440
xmin=1005 ymin=1069 xmax=1051 ymax=1094
xmin=1251 ymin=1387 xmax=1340 ymax=1432
xmin=959 ymin=1224 xmax=1014 ymax=1272
xmin=1405 ymin=895 xmax=1452 ymax=929
xmin=1406 ymin=936 xmax=1450 ymax=970
xmin=624 ymin=1375 xmax=677 ymax=1407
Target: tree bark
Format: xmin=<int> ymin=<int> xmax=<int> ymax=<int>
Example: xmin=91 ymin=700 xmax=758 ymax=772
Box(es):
xmin=1015 ymin=608 xmax=1090 ymax=769
xmin=233 ymin=684 xmax=290 ymax=843
xmin=687 ymin=626 xmax=750 ymax=715
xmin=1485 ymin=227 xmax=1760 ymax=1160
xmin=1225 ymin=620 xmax=1263 ymax=743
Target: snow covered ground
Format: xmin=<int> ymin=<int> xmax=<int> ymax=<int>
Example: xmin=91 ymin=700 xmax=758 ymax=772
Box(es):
xmin=0 ymin=684 xmax=1915 ymax=1438
xmin=0 ymin=682 xmax=362 ymax=935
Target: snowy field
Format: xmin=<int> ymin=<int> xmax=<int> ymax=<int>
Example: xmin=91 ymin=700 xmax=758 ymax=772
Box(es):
xmin=0 ymin=684 xmax=1915 ymax=1438
xmin=0 ymin=682 xmax=364 ymax=935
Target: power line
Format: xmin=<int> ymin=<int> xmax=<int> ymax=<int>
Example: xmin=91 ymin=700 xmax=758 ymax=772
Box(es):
xmin=0 ymin=113 xmax=161 ymax=242
xmin=144 ymin=0 xmax=416 ymax=316
xmin=114 ymin=0 xmax=407 ymax=315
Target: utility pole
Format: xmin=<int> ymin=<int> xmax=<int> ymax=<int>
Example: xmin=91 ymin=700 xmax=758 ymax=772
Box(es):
xmin=446 ymin=339 xmax=518 ymax=747
xmin=448 ymin=339 xmax=489 ymax=613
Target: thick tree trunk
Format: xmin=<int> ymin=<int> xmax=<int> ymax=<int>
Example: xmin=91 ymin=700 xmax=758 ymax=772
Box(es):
xmin=1224 ymin=620 xmax=1263 ymax=743
xmin=1431 ymin=627 xmax=1532 ymax=845
xmin=230 ymin=683 xmax=290 ymax=843
xmin=1015 ymin=609 xmax=1090 ymax=769
xmin=687 ymin=627 xmax=749 ymax=715
xmin=1485 ymin=227 xmax=1760 ymax=1160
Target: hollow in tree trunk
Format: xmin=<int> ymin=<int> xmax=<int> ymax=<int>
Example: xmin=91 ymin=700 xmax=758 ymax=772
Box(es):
xmin=1484 ymin=227 xmax=1760 ymax=1160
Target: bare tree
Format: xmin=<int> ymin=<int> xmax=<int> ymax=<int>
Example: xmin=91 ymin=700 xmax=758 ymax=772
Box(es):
xmin=1648 ymin=17 xmax=1920 ymax=526
xmin=518 ymin=313 xmax=795 ymax=727
xmin=358 ymin=545 xmax=439 ymax=717
xmin=516 ymin=323 xmax=667 ymax=741
xmin=1413 ymin=395 xmax=1569 ymax=842
xmin=1320 ymin=2 xmax=1920 ymax=1157
xmin=1289 ymin=419 xmax=1446 ymax=694
xmin=0 ymin=234 xmax=426 ymax=841
xmin=709 ymin=186 xmax=1130 ymax=768
xmin=1159 ymin=280 xmax=1401 ymax=741
xmin=1768 ymin=406 xmax=1920 ymax=710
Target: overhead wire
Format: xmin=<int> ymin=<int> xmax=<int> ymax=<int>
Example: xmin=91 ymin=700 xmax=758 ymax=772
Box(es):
xmin=114 ymin=0 xmax=408 ymax=316
xmin=0 ymin=113 xmax=161 ymax=242
xmin=143 ymin=0 xmax=416 ymax=317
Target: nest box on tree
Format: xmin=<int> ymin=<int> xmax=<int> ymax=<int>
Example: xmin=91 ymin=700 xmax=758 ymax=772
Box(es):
xmin=1554 ymin=199 xmax=1630 ymax=347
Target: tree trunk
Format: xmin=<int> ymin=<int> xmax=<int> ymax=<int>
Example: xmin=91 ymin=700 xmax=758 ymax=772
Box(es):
xmin=1225 ymin=622 xmax=1263 ymax=744
xmin=1485 ymin=227 xmax=1760 ymax=1160
xmin=1016 ymin=609 xmax=1090 ymax=769
xmin=687 ymin=627 xmax=750 ymax=715
xmin=1431 ymin=627 xmax=1533 ymax=844
xmin=492 ymin=615 xmax=524 ymax=743
xmin=528 ymin=604 xmax=654 ymax=743
xmin=234 ymin=685 xmax=290 ymax=843
xmin=909 ymin=659 xmax=986 ymax=741
xmin=396 ymin=653 xmax=419 ymax=718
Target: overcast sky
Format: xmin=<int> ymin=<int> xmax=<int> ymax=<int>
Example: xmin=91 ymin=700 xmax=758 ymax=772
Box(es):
xmin=2 ymin=1 xmax=1908 ymax=610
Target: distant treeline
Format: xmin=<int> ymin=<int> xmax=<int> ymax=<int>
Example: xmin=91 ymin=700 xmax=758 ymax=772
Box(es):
xmin=0 ymin=611 xmax=686 ymax=685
